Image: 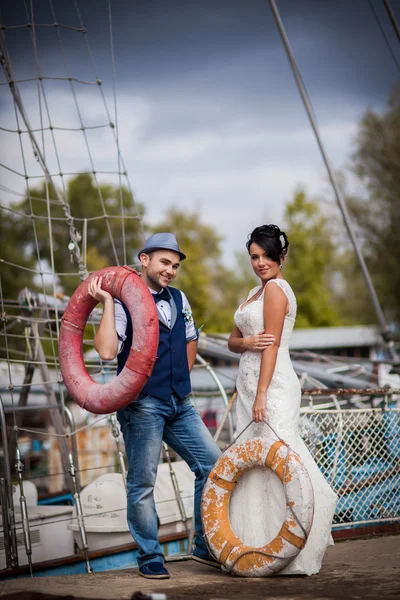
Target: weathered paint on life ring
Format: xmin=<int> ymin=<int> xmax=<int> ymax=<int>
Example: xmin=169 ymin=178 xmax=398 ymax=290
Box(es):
xmin=201 ymin=437 xmax=314 ymax=576
xmin=58 ymin=266 xmax=159 ymax=414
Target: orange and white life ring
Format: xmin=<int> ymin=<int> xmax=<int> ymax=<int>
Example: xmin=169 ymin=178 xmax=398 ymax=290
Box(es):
xmin=58 ymin=266 xmax=159 ymax=414
xmin=201 ymin=437 xmax=314 ymax=577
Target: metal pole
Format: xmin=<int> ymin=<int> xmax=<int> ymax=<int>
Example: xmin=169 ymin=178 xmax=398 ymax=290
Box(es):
xmin=268 ymin=0 xmax=398 ymax=362
xmin=3 ymin=404 xmax=63 ymax=413
xmin=68 ymin=453 xmax=93 ymax=574
xmin=8 ymin=361 xmax=36 ymax=474
xmin=162 ymin=443 xmax=192 ymax=538
xmin=162 ymin=443 xmax=195 ymax=558
xmin=110 ymin=414 xmax=127 ymax=488
xmin=63 ymin=408 xmax=92 ymax=572
xmin=196 ymin=354 xmax=234 ymax=443
xmin=31 ymin=321 xmax=73 ymax=491
xmin=15 ymin=448 xmax=33 ymax=577
xmin=63 ymin=404 xmax=81 ymax=492
xmin=214 ymin=392 xmax=237 ymax=444
xmin=7 ymin=311 xmax=46 ymax=472
xmin=0 ymin=395 xmax=19 ymax=568
xmin=383 ymin=0 xmax=400 ymax=41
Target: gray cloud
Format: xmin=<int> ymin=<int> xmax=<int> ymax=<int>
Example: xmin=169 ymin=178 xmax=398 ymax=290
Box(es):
xmin=1 ymin=0 xmax=399 ymax=267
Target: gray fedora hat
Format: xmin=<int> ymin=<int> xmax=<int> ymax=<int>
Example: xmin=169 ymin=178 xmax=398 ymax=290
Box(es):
xmin=137 ymin=232 xmax=186 ymax=261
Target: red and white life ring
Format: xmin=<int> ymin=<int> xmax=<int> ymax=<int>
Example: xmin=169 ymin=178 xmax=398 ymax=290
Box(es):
xmin=58 ymin=266 xmax=159 ymax=414
xmin=201 ymin=438 xmax=314 ymax=577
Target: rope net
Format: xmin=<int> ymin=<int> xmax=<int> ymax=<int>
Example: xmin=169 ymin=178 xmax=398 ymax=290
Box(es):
xmin=0 ymin=0 xmax=144 ymax=498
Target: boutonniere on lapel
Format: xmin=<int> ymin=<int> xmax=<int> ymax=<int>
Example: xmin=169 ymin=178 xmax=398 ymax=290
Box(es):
xmin=182 ymin=308 xmax=194 ymax=324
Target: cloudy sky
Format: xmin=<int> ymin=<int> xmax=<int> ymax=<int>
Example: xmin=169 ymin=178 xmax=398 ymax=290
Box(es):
xmin=0 ymin=0 xmax=399 ymax=264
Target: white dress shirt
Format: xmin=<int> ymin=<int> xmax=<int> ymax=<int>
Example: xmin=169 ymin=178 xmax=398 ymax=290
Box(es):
xmin=114 ymin=288 xmax=198 ymax=353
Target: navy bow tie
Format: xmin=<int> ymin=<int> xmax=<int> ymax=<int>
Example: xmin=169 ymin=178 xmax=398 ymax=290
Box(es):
xmin=153 ymin=288 xmax=170 ymax=304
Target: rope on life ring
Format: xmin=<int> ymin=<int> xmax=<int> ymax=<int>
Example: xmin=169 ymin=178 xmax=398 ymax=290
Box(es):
xmin=201 ymin=431 xmax=314 ymax=577
xmin=58 ymin=266 xmax=159 ymax=414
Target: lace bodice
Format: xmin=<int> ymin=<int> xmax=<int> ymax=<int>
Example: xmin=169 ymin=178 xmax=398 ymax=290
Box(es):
xmin=234 ymin=279 xmax=297 ymax=350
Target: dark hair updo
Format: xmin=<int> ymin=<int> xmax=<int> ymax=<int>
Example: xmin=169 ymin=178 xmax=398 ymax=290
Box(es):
xmin=246 ymin=224 xmax=289 ymax=263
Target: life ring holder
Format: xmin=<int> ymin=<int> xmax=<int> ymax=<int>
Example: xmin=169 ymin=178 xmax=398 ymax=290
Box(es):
xmin=201 ymin=421 xmax=314 ymax=577
xmin=58 ymin=266 xmax=159 ymax=414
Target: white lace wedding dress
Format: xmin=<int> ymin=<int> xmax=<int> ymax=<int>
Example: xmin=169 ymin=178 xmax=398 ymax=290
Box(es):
xmin=229 ymin=279 xmax=338 ymax=575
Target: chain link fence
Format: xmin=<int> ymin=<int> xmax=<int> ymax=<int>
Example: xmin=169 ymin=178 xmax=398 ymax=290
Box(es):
xmin=300 ymin=407 xmax=400 ymax=528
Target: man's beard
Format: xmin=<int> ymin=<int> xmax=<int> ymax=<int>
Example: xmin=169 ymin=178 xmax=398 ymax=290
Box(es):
xmin=148 ymin=271 xmax=168 ymax=289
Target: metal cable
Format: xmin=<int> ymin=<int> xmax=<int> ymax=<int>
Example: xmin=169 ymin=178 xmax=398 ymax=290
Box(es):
xmin=108 ymin=0 xmax=126 ymax=264
xmin=1 ymin=22 xmax=85 ymax=33
xmin=15 ymin=414 xmax=110 ymax=437
xmin=48 ymin=0 xmax=119 ymax=266
xmin=26 ymin=0 xmax=64 ymax=411
xmin=0 ymin=75 xmax=98 ymax=85
xmin=383 ymin=0 xmax=400 ymax=41
xmin=368 ymin=0 xmax=400 ymax=72
xmin=73 ymin=0 xmax=145 ymax=242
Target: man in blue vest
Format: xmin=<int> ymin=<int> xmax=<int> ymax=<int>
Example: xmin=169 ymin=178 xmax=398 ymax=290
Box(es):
xmin=89 ymin=233 xmax=221 ymax=579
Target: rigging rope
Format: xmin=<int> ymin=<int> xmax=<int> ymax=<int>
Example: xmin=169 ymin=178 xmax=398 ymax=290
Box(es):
xmin=48 ymin=0 xmax=120 ymax=267
xmin=73 ymin=0 xmax=145 ymax=243
xmin=368 ymin=0 xmax=400 ymax=73
xmin=108 ymin=0 xmax=127 ymax=263
xmin=383 ymin=0 xmax=400 ymax=41
xmin=0 ymin=2 xmax=147 ymax=503
xmin=0 ymin=25 xmax=87 ymax=281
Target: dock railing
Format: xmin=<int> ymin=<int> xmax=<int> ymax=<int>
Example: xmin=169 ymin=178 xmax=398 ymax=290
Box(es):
xmin=300 ymin=391 xmax=400 ymax=528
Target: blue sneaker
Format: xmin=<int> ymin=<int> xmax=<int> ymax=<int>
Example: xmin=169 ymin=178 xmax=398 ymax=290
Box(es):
xmin=139 ymin=561 xmax=170 ymax=579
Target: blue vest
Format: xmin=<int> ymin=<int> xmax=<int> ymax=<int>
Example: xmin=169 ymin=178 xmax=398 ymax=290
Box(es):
xmin=117 ymin=286 xmax=191 ymax=401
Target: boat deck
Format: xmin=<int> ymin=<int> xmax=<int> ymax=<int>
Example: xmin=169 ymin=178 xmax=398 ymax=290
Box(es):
xmin=1 ymin=535 xmax=399 ymax=600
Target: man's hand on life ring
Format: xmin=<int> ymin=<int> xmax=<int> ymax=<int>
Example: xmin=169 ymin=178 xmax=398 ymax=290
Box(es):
xmin=252 ymin=392 xmax=267 ymax=422
xmin=88 ymin=276 xmax=113 ymax=305
xmin=59 ymin=266 xmax=159 ymax=413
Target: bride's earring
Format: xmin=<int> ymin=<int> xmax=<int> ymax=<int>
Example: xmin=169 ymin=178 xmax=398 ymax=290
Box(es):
xmin=279 ymin=264 xmax=283 ymax=269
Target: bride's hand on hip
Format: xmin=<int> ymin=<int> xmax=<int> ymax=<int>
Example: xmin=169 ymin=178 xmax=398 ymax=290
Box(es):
xmin=244 ymin=330 xmax=275 ymax=351
xmin=252 ymin=392 xmax=267 ymax=422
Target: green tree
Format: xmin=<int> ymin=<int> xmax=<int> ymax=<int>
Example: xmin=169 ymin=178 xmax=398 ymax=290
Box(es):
xmin=283 ymin=189 xmax=340 ymax=327
xmin=10 ymin=173 xmax=144 ymax=295
xmin=0 ymin=207 xmax=35 ymax=301
xmin=348 ymin=86 xmax=400 ymax=324
xmin=1 ymin=174 xmax=145 ymax=359
xmin=151 ymin=208 xmax=222 ymax=328
xmin=0 ymin=207 xmax=37 ymax=360
xmin=151 ymin=209 xmax=257 ymax=333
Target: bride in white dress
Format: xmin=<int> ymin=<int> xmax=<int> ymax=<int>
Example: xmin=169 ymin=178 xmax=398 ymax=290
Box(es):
xmin=227 ymin=224 xmax=338 ymax=576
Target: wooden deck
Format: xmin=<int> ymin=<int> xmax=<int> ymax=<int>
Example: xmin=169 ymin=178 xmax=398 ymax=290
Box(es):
xmin=1 ymin=535 xmax=399 ymax=599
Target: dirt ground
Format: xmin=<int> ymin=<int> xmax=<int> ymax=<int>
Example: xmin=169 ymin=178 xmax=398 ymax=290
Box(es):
xmin=1 ymin=535 xmax=399 ymax=600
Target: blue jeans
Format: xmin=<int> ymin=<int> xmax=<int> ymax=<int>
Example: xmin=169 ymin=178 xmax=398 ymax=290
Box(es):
xmin=117 ymin=393 xmax=221 ymax=567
